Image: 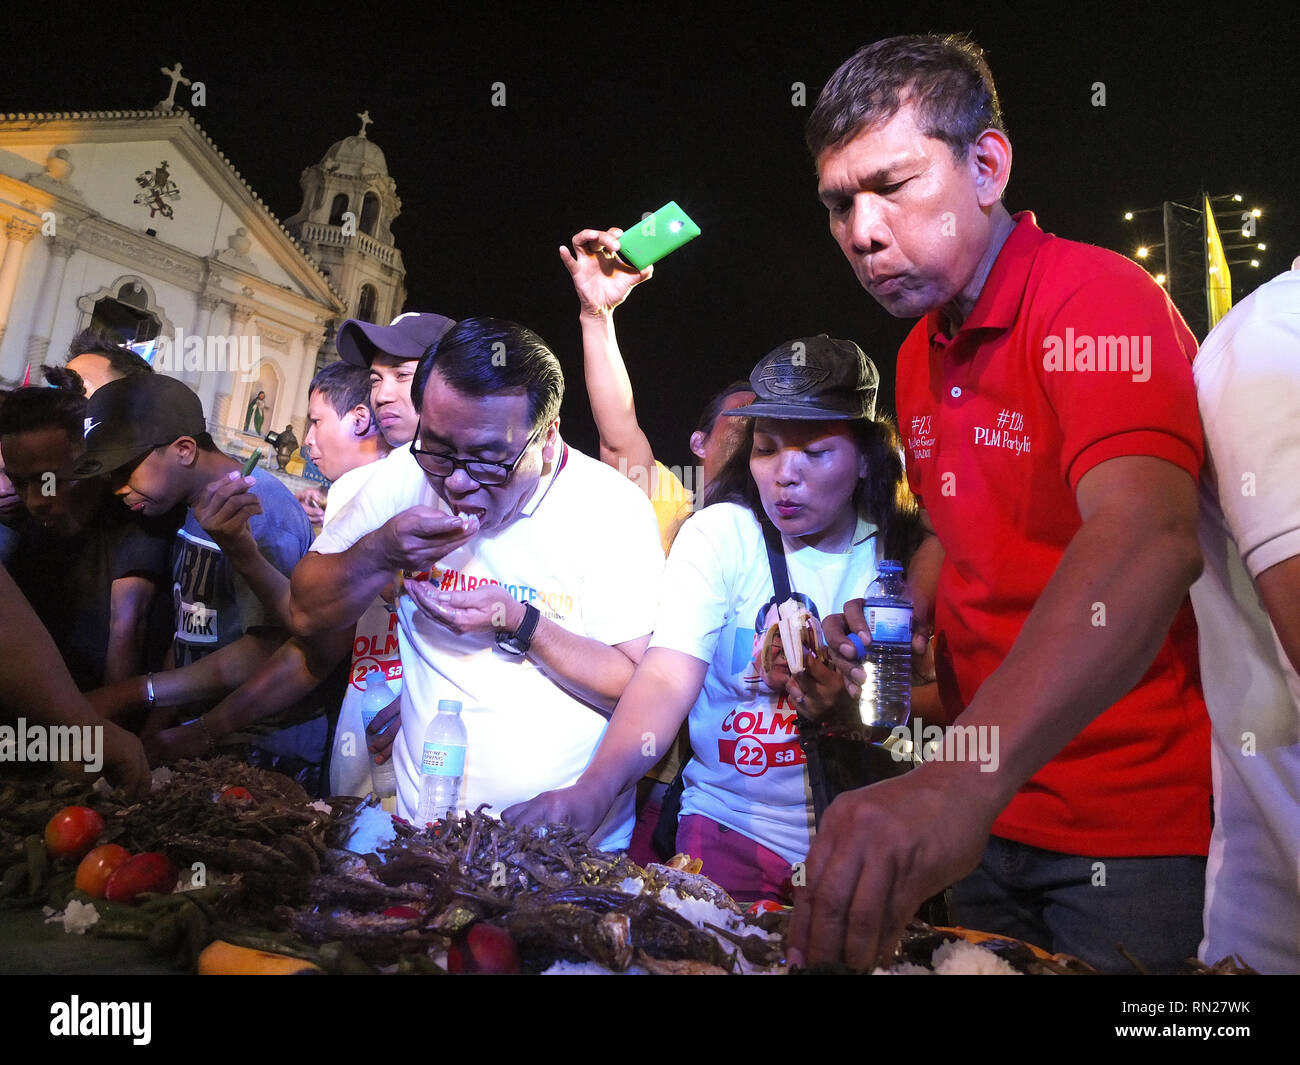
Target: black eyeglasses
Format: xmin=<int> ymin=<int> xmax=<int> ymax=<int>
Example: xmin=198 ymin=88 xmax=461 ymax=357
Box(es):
xmin=410 ymin=422 xmax=543 ymax=486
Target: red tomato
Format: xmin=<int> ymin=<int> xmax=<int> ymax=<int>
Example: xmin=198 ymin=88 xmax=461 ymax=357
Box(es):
xmin=75 ymin=844 xmax=132 ymax=898
xmin=447 ymin=924 xmax=520 ymax=974
xmin=104 ymin=852 xmax=178 ymax=904
xmin=44 ymin=806 xmax=105 ymax=860
xmin=218 ymin=786 xmax=255 ymax=807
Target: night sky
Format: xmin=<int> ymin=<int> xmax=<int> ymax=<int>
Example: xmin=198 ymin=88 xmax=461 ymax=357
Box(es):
xmin=6 ymin=1 xmax=1297 ymax=468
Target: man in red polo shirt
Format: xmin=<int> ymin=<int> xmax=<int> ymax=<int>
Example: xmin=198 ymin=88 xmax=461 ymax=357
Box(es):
xmin=788 ymin=34 xmax=1210 ymax=972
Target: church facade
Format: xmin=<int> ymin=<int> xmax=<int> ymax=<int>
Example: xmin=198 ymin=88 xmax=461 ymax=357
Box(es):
xmin=0 ymin=87 xmax=406 ymax=453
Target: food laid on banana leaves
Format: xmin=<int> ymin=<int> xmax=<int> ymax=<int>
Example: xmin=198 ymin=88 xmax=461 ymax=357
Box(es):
xmin=0 ymin=759 xmax=1257 ymax=974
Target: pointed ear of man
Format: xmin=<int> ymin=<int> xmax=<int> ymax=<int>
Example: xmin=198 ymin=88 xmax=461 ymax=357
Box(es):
xmin=971 ymin=128 xmax=1012 ymax=206
xmin=172 ymin=436 xmax=199 ymax=467
xmin=541 ymin=418 xmax=562 ymax=463
xmin=350 ymin=403 xmax=374 ymax=437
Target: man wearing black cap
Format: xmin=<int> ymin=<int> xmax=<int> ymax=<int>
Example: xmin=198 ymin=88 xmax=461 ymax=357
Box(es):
xmin=323 ymin=312 xmax=455 ymax=516
xmin=339 ymin=312 xmax=454 ymax=449
xmin=72 ymin=374 xmax=315 ymax=761
xmin=141 ymin=316 xmax=457 ymax=783
xmin=294 ymin=313 xmax=451 ymax=525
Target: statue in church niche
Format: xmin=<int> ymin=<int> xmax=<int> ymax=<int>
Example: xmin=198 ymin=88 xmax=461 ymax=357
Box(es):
xmin=272 ymin=424 xmax=298 ymax=470
xmin=244 ymin=390 xmax=267 ymax=434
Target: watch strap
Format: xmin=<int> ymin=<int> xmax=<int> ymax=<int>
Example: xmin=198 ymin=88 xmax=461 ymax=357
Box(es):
xmin=512 ymin=602 xmax=541 ymax=649
xmin=496 ymin=602 xmax=540 ymax=655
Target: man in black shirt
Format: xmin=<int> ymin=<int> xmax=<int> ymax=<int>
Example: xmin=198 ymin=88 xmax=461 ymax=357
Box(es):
xmin=0 ymin=376 xmax=173 ymax=689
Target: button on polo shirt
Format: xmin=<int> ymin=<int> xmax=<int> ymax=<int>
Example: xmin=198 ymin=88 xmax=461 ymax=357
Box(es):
xmin=896 ymin=212 xmax=1210 ymax=857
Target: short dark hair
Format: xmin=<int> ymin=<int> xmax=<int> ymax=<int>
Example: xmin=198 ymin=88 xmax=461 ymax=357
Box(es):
xmin=0 ymin=377 xmax=86 ymax=444
xmin=412 ymin=317 xmax=564 ymax=432
xmin=693 ymin=380 xmax=755 ymax=437
xmin=806 ymin=33 xmax=1005 ymax=162
xmin=309 ymin=360 xmax=371 ymax=420
xmin=65 ymin=329 xmax=155 ymax=381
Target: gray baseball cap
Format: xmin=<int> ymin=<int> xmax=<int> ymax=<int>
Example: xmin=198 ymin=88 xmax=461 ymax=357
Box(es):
xmin=724 ymin=335 xmax=879 ymax=420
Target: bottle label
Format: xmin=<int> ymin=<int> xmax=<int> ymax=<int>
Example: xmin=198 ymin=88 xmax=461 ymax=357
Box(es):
xmin=421 ymin=743 xmax=466 ymax=777
xmin=867 ymin=605 xmax=912 ymax=645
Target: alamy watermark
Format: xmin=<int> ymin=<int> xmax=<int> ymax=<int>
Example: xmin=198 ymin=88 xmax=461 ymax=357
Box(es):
xmin=616 ymin=458 xmax=701 ymax=507
xmin=0 ymin=718 xmax=103 ymax=773
xmin=144 ymin=328 xmax=262 ymax=382
xmin=1042 ymin=329 xmax=1151 ymax=383
xmin=50 ymin=996 xmax=150 ymax=1045
xmin=888 ymin=716 xmax=1000 ymax=773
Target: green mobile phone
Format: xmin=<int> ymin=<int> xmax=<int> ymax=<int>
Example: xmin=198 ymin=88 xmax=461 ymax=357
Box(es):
xmin=241 ymin=449 xmax=263 ymax=477
xmin=617 ymin=201 xmax=701 ymax=269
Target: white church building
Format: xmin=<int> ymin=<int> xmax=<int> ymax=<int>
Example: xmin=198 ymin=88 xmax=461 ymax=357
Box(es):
xmin=0 ymin=67 xmax=406 ymax=459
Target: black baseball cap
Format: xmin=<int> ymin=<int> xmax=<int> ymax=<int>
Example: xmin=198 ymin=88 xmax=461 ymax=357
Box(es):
xmin=68 ymin=374 xmax=206 ymax=478
xmin=723 ymin=335 xmax=879 ymax=420
xmin=337 ymin=311 xmax=456 ymax=368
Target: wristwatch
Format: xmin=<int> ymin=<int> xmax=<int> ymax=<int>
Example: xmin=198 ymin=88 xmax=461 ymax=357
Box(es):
xmin=495 ymin=602 xmax=540 ymax=656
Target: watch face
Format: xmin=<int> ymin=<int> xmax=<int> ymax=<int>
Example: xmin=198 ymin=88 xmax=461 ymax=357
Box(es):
xmin=495 ymin=603 xmax=538 ymax=656
xmin=495 ymin=630 xmax=527 ymax=655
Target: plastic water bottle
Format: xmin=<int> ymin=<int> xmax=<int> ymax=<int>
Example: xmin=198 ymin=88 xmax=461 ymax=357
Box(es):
xmin=358 ymin=668 xmax=398 ymax=799
xmin=417 ymin=700 xmax=466 ymax=824
xmin=858 ymin=560 xmax=912 ymax=736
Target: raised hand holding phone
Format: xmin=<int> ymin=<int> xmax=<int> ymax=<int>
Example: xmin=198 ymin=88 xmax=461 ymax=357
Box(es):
xmin=615 ymin=201 xmax=701 ymax=269
xmin=561 ymin=228 xmax=652 ymax=317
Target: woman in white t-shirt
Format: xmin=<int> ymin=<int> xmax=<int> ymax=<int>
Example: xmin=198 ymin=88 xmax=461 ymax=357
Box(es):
xmin=508 ymin=336 xmax=927 ymax=903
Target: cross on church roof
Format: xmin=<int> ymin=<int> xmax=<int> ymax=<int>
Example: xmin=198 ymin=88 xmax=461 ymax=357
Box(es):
xmin=156 ymin=61 xmax=192 ymax=112
xmin=357 ymin=109 xmax=373 ymax=138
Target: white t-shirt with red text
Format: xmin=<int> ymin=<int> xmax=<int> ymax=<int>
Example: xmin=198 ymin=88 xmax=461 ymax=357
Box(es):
xmin=649 ymin=502 xmax=879 ymax=866
xmin=311 ymin=441 xmax=663 ymax=850
xmin=323 ymin=451 xmax=406 ymax=798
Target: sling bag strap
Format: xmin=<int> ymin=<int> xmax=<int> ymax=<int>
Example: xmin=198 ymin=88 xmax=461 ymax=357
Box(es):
xmin=759 ymin=520 xmax=838 ymax=827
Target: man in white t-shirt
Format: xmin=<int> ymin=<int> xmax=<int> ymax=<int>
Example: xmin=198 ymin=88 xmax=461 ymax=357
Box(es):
xmin=1190 ymin=263 xmax=1300 ymax=973
xmin=291 ymin=317 xmax=663 ymax=848
xmin=321 ymin=312 xmax=456 ymax=795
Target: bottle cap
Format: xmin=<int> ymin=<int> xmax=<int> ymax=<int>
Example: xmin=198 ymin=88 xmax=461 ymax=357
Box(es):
xmin=436 ymin=700 xmax=463 ymax=712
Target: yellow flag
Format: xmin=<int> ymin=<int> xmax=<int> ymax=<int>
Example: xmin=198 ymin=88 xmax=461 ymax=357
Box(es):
xmin=1204 ymin=193 xmax=1232 ymax=329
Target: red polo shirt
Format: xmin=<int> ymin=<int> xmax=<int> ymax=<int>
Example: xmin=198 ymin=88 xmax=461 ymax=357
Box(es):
xmin=896 ymin=212 xmax=1210 ymax=857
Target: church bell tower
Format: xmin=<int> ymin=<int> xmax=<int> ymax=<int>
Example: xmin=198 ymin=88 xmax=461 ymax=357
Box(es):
xmin=285 ymin=111 xmax=407 ymax=368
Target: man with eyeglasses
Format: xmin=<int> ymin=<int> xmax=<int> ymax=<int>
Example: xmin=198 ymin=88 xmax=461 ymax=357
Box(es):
xmin=291 ymin=317 xmax=663 ymax=848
